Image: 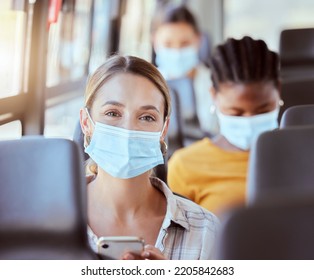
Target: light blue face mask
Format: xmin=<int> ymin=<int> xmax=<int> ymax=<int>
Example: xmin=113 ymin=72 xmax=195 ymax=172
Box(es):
xmin=155 ymin=46 xmax=199 ymax=80
xmin=217 ymin=108 xmax=279 ymax=150
xmin=84 ymin=110 xmax=165 ymax=179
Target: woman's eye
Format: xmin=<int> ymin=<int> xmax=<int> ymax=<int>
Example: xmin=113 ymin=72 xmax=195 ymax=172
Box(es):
xmin=257 ymin=110 xmax=269 ymax=115
xmin=255 ymin=108 xmax=272 ymax=115
xmin=140 ymin=115 xmax=155 ymax=122
xmin=105 ymin=111 xmax=120 ymax=117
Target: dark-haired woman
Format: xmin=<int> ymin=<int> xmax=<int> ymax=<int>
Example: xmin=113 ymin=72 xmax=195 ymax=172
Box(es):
xmin=151 ymin=4 xmax=218 ymax=136
xmin=168 ymin=36 xmax=281 ymax=217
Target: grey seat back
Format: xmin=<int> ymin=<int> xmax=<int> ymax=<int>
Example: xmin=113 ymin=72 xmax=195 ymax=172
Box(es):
xmin=0 ymin=137 xmax=97 ymax=259
xmin=167 ymin=88 xmax=184 ymax=157
xmin=280 ymin=104 xmax=314 ymax=128
xmin=167 ymin=77 xmax=204 ymax=144
xmin=198 ymin=32 xmax=211 ymax=68
xmin=167 ymin=77 xmax=198 ymax=123
xmin=247 ymin=126 xmax=314 ymax=205
xmin=73 ymin=122 xmax=90 ymax=161
xmin=217 ymin=201 xmax=314 ymax=259
xmin=279 ymin=28 xmax=314 ymax=121
xmin=279 ymin=78 xmax=314 ymax=121
xmin=280 ymin=28 xmax=314 ymax=80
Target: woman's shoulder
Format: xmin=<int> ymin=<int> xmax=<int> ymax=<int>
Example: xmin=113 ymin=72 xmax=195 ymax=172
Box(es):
xmin=175 ymin=193 xmax=219 ymax=219
xmin=151 ymin=177 xmax=220 ymax=237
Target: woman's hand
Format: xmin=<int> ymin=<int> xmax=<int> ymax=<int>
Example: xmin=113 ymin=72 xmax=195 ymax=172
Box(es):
xmin=122 ymin=245 xmax=167 ymax=260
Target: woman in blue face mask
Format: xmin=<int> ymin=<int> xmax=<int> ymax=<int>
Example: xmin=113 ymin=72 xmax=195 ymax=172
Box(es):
xmin=79 ymin=55 xmax=219 ymax=260
xmin=168 ymin=36 xmax=281 ymax=217
xmin=151 ymin=4 xmax=219 ymax=139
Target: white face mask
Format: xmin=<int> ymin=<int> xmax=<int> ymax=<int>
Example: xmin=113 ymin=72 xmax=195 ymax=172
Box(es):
xmin=155 ymin=46 xmax=199 ymax=80
xmin=84 ymin=109 xmax=165 ymax=179
xmin=217 ymin=108 xmax=279 ymax=150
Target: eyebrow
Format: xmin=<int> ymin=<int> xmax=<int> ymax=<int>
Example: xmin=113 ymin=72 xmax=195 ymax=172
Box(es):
xmin=140 ymin=105 xmax=160 ymax=114
xmin=255 ymin=102 xmax=272 ymax=110
xmin=101 ymin=101 xmax=125 ymax=107
xmin=101 ymin=102 xmax=160 ymax=114
xmin=228 ymin=102 xmax=271 ymax=111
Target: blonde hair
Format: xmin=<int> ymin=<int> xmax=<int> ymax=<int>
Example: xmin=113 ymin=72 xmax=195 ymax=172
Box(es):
xmin=84 ymin=55 xmax=171 ymax=175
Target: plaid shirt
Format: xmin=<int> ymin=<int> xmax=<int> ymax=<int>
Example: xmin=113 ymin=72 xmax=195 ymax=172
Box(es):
xmin=87 ymin=177 xmax=220 ymax=260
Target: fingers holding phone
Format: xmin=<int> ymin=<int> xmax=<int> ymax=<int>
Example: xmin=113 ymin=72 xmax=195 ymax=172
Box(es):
xmin=142 ymin=245 xmax=167 ymax=260
xmin=122 ymin=245 xmax=166 ymax=260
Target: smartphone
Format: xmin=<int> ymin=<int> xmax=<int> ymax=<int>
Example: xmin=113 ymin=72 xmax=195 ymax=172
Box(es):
xmin=97 ymin=236 xmax=145 ymax=260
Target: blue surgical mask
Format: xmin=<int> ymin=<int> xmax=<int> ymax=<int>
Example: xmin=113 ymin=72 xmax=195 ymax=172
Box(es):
xmin=217 ymin=108 xmax=279 ymax=150
xmin=84 ymin=111 xmax=165 ymax=179
xmin=155 ymin=46 xmax=199 ymax=80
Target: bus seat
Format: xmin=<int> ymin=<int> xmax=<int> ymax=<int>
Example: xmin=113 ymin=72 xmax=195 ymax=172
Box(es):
xmin=0 ymin=137 xmax=97 ymax=259
xmin=217 ymin=201 xmax=314 ymax=259
xmin=198 ymin=31 xmax=211 ymax=68
xmin=280 ymin=28 xmax=314 ymax=80
xmin=278 ymin=78 xmax=314 ymax=121
xmin=72 ymin=121 xmax=170 ymax=183
xmin=247 ymin=126 xmax=314 ymax=205
xmin=73 ymin=121 xmax=90 ymax=161
xmin=167 ymin=77 xmax=205 ymax=145
xmin=167 ymin=88 xmax=184 ymax=157
xmin=280 ymin=104 xmax=314 ymax=128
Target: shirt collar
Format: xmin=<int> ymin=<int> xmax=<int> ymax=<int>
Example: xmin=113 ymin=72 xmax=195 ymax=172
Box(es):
xmin=150 ymin=177 xmax=190 ymax=231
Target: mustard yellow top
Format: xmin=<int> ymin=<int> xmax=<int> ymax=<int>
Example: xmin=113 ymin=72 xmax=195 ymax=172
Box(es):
xmin=168 ymin=138 xmax=249 ymax=216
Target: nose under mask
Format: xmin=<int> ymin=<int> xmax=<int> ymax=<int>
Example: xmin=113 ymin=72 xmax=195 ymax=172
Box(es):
xmin=84 ymin=109 xmax=165 ymax=179
xmin=155 ymin=46 xmax=199 ymax=80
xmin=217 ymin=108 xmax=279 ymax=150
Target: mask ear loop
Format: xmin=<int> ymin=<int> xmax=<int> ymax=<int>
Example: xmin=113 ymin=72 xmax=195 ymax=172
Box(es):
xmin=160 ymin=117 xmax=168 ymax=136
xmin=85 ymin=107 xmax=95 ymax=126
xmin=84 ymin=108 xmax=95 ymax=148
xmin=160 ymin=117 xmax=168 ymax=156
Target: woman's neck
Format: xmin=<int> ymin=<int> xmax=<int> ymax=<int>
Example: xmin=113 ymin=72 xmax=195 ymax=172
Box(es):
xmin=87 ymin=170 xmax=167 ymax=241
xmin=88 ymin=170 xmax=157 ymax=218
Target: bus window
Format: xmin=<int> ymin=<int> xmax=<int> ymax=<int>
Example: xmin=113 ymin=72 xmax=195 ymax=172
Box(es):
xmin=0 ymin=1 xmax=27 ymax=98
xmin=119 ymin=0 xmax=156 ymax=60
xmin=46 ymin=0 xmax=92 ymax=87
xmin=225 ymin=0 xmax=314 ymax=50
xmin=45 ymin=0 xmax=94 ymax=139
xmin=0 ymin=120 xmax=22 ymax=140
xmin=44 ymin=96 xmax=83 ymax=139
xmin=88 ymin=0 xmax=112 ymax=73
